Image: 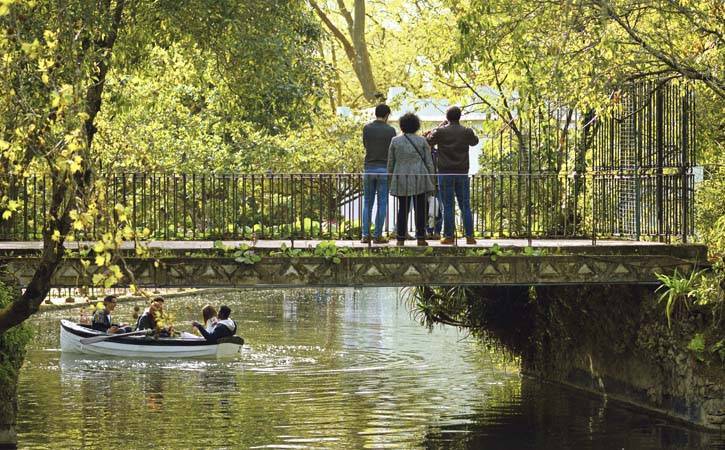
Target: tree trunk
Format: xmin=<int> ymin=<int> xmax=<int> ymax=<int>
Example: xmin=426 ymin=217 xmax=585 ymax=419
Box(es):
xmin=350 ymin=0 xmax=380 ymax=102
xmin=310 ymin=0 xmax=381 ymax=104
xmin=0 ymin=348 xmax=23 ymax=448
xmin=0 ymin=274 xmax=27 ymax=449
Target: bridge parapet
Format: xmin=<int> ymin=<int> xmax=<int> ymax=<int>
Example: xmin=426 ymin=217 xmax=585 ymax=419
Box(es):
xmin=0 ymin=243 xmax=707 ymax=288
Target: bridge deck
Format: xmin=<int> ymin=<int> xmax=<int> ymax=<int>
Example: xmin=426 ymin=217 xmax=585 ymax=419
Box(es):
xmin=0 ymin=238 xmax=669 ymax=252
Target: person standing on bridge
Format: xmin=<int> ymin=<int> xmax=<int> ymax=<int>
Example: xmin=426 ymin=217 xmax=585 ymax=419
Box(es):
xmin=387 ymin=112 xmax=435 ymax=247
xmin=361 ymin=104 xmax=396 ymax=244
xmin=426 ymin=106 xmax=479 ymax=245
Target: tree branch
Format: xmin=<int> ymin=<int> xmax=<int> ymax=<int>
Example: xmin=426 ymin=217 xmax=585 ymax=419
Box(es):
xmin=309 ymin=0 xmax=356 ymax=62
xmin=335 ymin=0 xmax=354 ymax=35
xmin=596 ymin=0 xmax=725 ymax=99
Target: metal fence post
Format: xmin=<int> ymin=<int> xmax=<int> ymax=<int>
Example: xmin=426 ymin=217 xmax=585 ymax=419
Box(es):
xmin=681 ymin=87 xmax=689 ymax=243
xmin=656 ymin=86 xmax=664 ymax=241
xmin=527 ymin=131 xmax=533 ymax=247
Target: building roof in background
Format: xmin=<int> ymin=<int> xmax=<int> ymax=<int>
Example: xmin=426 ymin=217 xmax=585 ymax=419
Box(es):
xmin=351 ymin=86 xmax=490 ymax=122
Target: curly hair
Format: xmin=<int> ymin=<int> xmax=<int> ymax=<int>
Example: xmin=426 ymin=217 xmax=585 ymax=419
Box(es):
xmin=399 ymin=112 xmax=421 ymax=134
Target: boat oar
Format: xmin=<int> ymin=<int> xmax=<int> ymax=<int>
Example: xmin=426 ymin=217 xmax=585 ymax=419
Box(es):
xmin=80 ymin=329 xmax=150 ymax=345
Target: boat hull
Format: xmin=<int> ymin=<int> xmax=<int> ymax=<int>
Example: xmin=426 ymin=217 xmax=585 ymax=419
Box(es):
xmin=60 ymin=320 xmax=242 ymax=358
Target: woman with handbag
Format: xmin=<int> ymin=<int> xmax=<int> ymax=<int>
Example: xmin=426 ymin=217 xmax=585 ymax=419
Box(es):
xmin=387 ymin=112 xmax=436 ymax=246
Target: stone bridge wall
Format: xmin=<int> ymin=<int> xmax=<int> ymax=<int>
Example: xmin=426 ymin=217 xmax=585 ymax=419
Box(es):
xmin=0 ymin=250 xmax=707 ymax=288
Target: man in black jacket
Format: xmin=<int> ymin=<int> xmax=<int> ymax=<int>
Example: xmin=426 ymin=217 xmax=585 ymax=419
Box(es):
xmin=91 ymin=295 xmax=131 ymax=334
xmin=426 ymin=106 xmax=479 ymax=245
xmin=192 ymin=305 xmax=237 ymax=343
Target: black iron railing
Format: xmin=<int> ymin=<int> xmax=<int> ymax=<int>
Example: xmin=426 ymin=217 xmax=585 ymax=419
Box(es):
xmin=0 ymin=171 xmax=695 ymax=242
xmin=0 ymin=80 xmax=698 ymax=242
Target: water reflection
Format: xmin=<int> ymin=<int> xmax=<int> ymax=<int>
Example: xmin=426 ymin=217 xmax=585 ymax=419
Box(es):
xmin=16 ymin=288 xmax=723 ymax=449
xmin=422 ymin=378 xmax=722 ymax=450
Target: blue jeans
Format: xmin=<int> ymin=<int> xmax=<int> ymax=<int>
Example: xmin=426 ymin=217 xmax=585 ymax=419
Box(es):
xmin=362 ymin=165 xmax=389 ymax=238
xmin=440 ymin=174 xmax=474 ymax=238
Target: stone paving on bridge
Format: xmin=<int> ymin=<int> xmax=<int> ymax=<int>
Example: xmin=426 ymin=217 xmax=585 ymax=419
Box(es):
xmin=0 ymin=238 xmax=669 ymax=253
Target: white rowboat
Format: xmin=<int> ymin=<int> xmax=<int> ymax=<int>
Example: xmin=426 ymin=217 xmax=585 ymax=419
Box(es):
xmin=60 ymin=319 xmax=243 ymax=358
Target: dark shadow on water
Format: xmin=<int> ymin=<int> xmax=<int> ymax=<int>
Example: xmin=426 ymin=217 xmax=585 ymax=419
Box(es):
xmin=421 ymin=377 xmax=725 ymax=450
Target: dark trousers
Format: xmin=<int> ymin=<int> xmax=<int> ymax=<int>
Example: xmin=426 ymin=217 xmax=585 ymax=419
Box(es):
xmin=396 ymin=193 xmax=427 ymax=240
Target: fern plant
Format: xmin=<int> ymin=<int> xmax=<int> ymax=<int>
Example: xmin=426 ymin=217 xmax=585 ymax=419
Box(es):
xmin=655 ymin=269 xmax=704 ymax=328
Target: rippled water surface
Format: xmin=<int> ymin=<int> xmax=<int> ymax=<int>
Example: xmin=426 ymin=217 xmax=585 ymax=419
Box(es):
xmin=16 ymin=288 xmax=724 ymax=449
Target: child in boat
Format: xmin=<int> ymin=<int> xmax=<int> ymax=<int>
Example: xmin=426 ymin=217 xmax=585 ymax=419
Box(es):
xmin=92 ymin=295 xmax=131 ymax=334
xmin=192 ymin=305 xmax=236 ymax=343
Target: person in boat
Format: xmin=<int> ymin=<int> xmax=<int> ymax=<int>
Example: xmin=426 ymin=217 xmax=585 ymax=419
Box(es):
xmin=136 ymin=300 xmax=162 ymax=331
xmin=192 ymin=305 xmax=236 ymax=343
xmin=201 ymin=304 xmax=218 ymax=333
xmin=137 ymin=298 xmax=176 ymax=337
xmin=91 ymin=295 xmax=131 ymax=334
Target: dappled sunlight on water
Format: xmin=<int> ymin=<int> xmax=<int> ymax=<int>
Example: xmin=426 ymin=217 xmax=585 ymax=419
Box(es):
xmin=16 ymin=288 xmax=723 ymax=449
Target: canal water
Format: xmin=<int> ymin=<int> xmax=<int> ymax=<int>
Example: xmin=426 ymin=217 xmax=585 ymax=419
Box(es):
xmin=16 ymin=288 xmax=723 ymax=449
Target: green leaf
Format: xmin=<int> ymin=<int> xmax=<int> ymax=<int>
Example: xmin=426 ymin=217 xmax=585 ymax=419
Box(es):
xmin=687 ymin=334 xmax=705 ymax=353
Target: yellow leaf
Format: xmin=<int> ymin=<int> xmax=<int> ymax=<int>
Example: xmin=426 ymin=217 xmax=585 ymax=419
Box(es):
xmin=68 ymin=155 xmax=82 ymax=174
xmin=109 ymin=265 xmax=122 ymax=278
xmin=51 ymin=230 xmax=60 ymax=241
xmin=1 ymin=210 xmax=10 ymax=220
xmin=94 ymin=255 xmax=105 ymax=266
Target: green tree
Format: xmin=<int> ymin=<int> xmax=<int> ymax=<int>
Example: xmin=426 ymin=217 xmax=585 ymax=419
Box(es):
xmin=310 ymin=0 xmax=465 ymax=108
xmin=0 ymin=0 xmax=322 ymax=444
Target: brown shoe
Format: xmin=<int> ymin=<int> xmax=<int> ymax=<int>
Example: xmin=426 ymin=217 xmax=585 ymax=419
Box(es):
xmin=440 ymin=237 xmax=454 ymax=245
xmin=373 ymin=236 xmax=389 ymax=244
xmin=361 ymin=236 xmax=371 ymax=244
xmin=417 ymin=239 xmax=428 ymax=246
xmin=466 ymin=236 xmax=477 ymax=245
xmin=396 ymin=240 xmax=405 ymax=247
